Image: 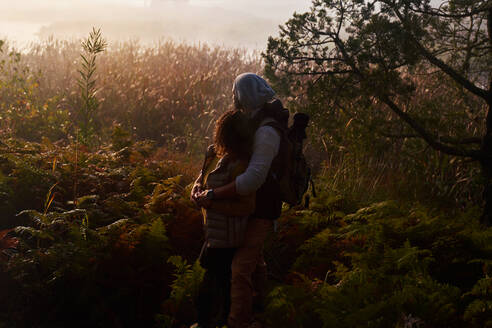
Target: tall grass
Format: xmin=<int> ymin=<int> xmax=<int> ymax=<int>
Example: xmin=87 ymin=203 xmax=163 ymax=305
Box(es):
xmin=316 ymin=147 xmax=482 ymax=210
xmin=0 ymin=38 xmax=261 ymax=153
xmin=77 ymin=28 xmax=107 ymax=141
xmin=0 ymin=36 xmax=481 ymax=208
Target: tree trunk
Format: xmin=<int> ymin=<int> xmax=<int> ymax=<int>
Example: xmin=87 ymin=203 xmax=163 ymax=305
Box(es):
xmin=480 ymin=154 xmax=492 ymax=227
xmin=482 ymin=98 xmax=492 ymax=226
xmin=481 ymin=8 xmax=492 ymax=227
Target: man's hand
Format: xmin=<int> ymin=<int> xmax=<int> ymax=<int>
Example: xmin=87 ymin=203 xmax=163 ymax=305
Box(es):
xmin=195 ymin=190 xmax=212 ymax=208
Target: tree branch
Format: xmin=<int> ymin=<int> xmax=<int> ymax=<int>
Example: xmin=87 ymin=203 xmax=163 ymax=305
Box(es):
xmin=407 ymin=2 xmax=492 ymax=19
xmin=393 ymin=8 xmax=489 ymax=101
xmin=285 ymin=56 xmax=344 ymax=63
xmin=439 ymin=136 xmax=483 ymax=145
xmin=379 ymin=95 xmax=485 ymax=159
xmin=378 ymin=131 xmax=482 ymax=145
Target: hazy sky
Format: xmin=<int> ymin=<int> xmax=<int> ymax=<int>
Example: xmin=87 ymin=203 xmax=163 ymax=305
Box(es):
xmin=0 ymin=0 xmax=312 ymax=49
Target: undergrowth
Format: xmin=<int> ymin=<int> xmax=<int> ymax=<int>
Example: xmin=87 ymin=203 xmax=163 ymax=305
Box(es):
xmin=0 ymin=138 xmax=204 ymax=327
xmin=264 ymin=190 xmax=492 ymax=328
xmin=0 ymin=138 xmax=490 ymax=327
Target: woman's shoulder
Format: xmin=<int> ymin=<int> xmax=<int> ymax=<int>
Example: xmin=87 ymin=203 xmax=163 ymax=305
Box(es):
xmin=208 ymin=154 xmax=248 ymax=178
xmin=202 ymin=145 xmax=218 ymax=170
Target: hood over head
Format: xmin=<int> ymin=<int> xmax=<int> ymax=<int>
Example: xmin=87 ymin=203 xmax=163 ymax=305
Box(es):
xmin=232 ymin=73 xmax=275 ymax=113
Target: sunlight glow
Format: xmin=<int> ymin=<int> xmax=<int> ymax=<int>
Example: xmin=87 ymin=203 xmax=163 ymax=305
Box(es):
xmin=0 ymin=0 xmax=311 ymax=48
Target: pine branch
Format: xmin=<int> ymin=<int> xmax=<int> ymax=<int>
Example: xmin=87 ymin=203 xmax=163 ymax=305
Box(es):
xmin=379 ymin=95 xmax=486 ymax=159
xmin=392 ymin=8 xmax=489 ymax=102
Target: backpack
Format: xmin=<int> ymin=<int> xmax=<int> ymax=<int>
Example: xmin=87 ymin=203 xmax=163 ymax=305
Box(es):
xmin=262 ymin=99 xmax=315 ymax=206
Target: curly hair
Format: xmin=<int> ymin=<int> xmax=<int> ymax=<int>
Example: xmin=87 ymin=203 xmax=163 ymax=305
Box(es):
xmin=214 ymin=110 xmax=253 ymax=159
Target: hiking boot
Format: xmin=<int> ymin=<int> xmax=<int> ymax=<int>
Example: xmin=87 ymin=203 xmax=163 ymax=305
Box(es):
xmin=189 ymin=324 xmax=202 ymax=328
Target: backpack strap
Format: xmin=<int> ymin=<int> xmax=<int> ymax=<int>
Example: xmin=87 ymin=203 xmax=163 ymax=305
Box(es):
xmin=262 ymin=120 xmax=287 ymax=133
xmin=261 ymin=121 xmax=289 ymax=180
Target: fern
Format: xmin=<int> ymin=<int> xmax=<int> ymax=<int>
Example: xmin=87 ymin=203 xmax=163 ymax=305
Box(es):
xmin=167 ymin=255 xmax=205 ymax=307
xmin=148 ymin=218 xmax=168 ymax=243
xmin=344 ymin=200 xmax=403 ymax=223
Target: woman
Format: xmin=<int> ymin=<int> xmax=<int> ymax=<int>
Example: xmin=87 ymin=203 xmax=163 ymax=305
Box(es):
xmin=192 ymin=110 xmax=256 ymax=328
xmin=194 ymin=73 xmax=282 ymax=328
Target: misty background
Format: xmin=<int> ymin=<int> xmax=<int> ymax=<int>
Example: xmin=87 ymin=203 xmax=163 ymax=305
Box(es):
xmin=0 ymin=0 xmax=312 ymax=49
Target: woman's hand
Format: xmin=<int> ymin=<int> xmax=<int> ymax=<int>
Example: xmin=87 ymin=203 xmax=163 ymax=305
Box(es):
xmin=190 ymin=184 xmax=203 ymax=205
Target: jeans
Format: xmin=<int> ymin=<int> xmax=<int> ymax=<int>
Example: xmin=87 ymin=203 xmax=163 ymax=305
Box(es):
xmin=228 ymin=218 xmax=273 ymax=328
xmin=197 ymin=246 xmax=236 ymax=328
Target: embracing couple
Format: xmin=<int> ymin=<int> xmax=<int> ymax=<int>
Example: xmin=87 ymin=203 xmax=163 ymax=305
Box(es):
xmin=191 ymin=72 xmax=287 ymax=328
